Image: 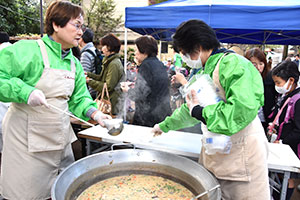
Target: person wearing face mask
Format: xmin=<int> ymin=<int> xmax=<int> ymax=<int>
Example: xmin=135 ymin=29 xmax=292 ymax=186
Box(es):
xmin=245 ymin=48 xmax=278 ymax=133
xmin=152 ymin=19 xmax=269 ymax=199
xmin=270 ymin=60 xmax=300 ymax=200
xmin=0 ymin=1 xmax=111 ymax=199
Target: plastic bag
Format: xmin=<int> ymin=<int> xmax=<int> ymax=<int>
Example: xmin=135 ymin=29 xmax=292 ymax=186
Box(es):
xmin=181 ymin=74 xmax=231 ymax=155
xmin=180 ymin=74 xmax=223 ymax=107
xmin=202 ymin=126 xmax=232 ymax=155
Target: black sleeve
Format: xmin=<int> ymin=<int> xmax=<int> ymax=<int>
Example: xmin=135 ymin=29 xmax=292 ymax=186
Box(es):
xmin=191 ymin=105 xmax=206 ymax=124
xmin=282 ymin=100 xmax=300 ymax=145
xmin=263 ymin=72 xmax=278 ymax=122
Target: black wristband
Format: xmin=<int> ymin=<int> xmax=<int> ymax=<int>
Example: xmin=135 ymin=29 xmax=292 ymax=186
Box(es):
xmin=191 ymin=105 xmax=206 ymax=124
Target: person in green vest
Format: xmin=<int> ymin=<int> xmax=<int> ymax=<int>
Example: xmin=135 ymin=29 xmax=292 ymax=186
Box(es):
xmin=152 ymin=19 xmax=270 ymax=200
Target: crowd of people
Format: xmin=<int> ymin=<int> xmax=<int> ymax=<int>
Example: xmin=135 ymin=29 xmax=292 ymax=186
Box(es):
xmin=0 ymin=0 xmax=300 ymax=200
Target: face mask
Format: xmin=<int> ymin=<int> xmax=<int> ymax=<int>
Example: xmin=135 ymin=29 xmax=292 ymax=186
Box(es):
xmin=182 ymin=53 xmax=202 ymax=69
xmin=275 ymin=79 xmax=292 ymax=94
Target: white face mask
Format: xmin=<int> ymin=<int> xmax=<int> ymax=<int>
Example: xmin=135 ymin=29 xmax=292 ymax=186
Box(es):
xmin=182 ymin=53 xmax=203 ymax=69
xmin=275 ymin=79 xmax=292 ymax=94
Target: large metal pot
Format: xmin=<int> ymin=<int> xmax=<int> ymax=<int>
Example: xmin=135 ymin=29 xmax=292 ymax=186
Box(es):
xmin=51 ymin=149 xmax=221 ymax=200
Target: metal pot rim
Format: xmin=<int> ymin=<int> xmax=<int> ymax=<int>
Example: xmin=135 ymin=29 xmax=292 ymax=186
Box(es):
xmin=51 ymin=149 xmax=221 ymax=200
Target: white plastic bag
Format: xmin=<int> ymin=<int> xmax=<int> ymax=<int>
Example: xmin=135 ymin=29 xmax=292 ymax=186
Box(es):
xmin=202 ymin=127 xmax=232 ymax=155
xmin=181 ymin=74 xmax=231 ymax=155
xmin=180 ymin=74 xmax=223 ymax=107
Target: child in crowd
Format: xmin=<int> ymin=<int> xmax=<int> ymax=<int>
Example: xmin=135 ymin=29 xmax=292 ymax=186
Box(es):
xmin=270 ymin=60 xmax=300 ymax=200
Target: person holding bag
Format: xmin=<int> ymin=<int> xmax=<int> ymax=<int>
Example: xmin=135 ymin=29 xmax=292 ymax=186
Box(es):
xmin=152 ymin=19 xmax=269 ymax=199
xmin=86 ymin=33 xmax=124 ymax=116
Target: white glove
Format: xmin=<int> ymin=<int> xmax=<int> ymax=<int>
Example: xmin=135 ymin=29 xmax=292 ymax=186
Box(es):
xmin=120 ymin=82 xmax=131 ymax=92
xmin=186 ymin=89 xmax=200 ymax=115
xmin=93 ymin=111 xmax=112 ymax=127
xmin=151 ymin=124 xmax=163 ymax=137
xmin=27 ymin=89 xmax=49 ymax=107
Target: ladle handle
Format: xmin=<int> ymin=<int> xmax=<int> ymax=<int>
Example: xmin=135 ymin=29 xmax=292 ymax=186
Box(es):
xmin=191 ymin=184 xmax=220 ymax=200
xmin=48 ymin=104 xmax=95 ymax=127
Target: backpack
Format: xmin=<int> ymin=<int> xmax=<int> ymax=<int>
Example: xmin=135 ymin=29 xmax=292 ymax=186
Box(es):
xmin=270 ymin=93 xmax=300 ymax=157
xmin=84 ymin=48 xmax=103 ymax=74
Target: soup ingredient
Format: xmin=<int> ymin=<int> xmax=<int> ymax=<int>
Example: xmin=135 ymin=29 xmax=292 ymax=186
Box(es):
xmin=77 ymin=174 xmax=194 ymax=200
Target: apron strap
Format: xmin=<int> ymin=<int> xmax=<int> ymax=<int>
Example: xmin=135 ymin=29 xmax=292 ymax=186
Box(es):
xmin=36 ymin=39 xmax=50 ymax=69
xmin=70 ymin=60 xmax=76 ymax=73
xmin=212 ymin=53 xmax=229 ymax=101
xmin=37 ymin=39 xmax=76 ymax=73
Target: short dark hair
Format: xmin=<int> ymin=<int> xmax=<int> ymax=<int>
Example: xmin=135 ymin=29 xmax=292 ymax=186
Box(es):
xmin=172 ymin=19 xmax=220 ymax=55
xmin=44 ymin=1 xmax=84 ymax=35
xmin=82 ymin=28 xmax=94 ymax=43
xmin=272 ymin=60 xmax=300 ymax=83
xmin=135 ymin=35 xmax=158 ymax=57
xmin=0 ymin=32 xmax=9 ymax=43
xmin=100 ymin=33 xmax=121 ymax=53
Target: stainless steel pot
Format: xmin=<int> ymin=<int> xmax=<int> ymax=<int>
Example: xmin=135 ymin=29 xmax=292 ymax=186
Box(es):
xmin=51 ymin=149 xmax=221 ymax=200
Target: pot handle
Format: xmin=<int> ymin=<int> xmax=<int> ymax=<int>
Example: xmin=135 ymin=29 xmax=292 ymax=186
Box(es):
xmin=111 ymin=143 xmax=136 ymax=150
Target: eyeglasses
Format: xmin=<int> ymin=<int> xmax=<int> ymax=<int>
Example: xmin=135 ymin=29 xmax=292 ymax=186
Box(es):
xmin=68 ymin=22 xmax=85 ymax=32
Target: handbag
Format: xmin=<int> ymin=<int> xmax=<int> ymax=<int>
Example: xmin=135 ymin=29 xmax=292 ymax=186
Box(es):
xmin=95 ymin=83 xmax=112 ymax=115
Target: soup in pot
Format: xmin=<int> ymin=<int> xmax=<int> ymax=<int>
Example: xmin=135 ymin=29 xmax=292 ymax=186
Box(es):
xmin=77 ymin=174 xmax=194 ymax=200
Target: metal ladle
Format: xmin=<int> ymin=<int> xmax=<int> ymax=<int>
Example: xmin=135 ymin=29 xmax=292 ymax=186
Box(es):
xmin=49 ymin=104 xmax=124 ymax=136
xmin=48 ymin=104 xmax=95 ymax=127
xmin=103 ymin=118 xmax=124 ymax=136
xmin=190 ymin=184 xmax=220 ymax=200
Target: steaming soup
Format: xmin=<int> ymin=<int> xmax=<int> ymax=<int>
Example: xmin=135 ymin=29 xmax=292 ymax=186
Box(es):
xmin=77 ymin=174 xmax=194 ymax=200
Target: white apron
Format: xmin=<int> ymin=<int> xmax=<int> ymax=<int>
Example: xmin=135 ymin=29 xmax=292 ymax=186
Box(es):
xmin=1 ymin=40 xmax=77 ymax=200
xmin=199 ymin=54 xmax=270 ymax=200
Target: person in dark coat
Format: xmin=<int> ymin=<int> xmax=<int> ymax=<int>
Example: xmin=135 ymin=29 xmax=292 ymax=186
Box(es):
xmin=121 ymin=35 xmax=172 ymax=127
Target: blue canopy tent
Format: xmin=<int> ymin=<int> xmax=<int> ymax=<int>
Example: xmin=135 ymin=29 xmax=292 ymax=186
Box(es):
xmin=125 ymin=0 xmax=300 ymax=45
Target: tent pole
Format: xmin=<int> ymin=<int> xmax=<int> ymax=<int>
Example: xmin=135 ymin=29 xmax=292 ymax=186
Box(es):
xmin=283 ymin=45 xmax=288 ymax=61
xmin=124 ymin=28 xmax=128 ymax=69
xmin=40 ymin=0 xmax=43 ymax=37
xmin=158 ymin=40 xmax=162 ymax=60
xmin=123 ymin=28 xmax=128 ymax=122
